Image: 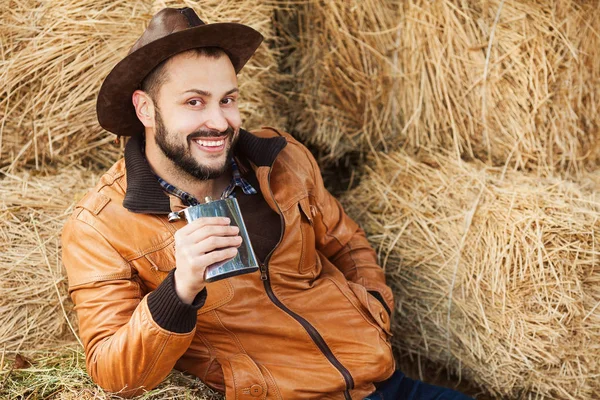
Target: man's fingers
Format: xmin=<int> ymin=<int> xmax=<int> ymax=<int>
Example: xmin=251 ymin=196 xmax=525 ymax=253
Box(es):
xmin=174 ymin=217 xmax=231 ymax=240
xmin=176 ymin=217 xmax=230 ymax=234
xmin=187 ymin=224 xmax=240 ymax=244
xmin=192 ymin=235 xmax=243 ymax=255
xmin=200 ymin=247 xmax=239 ymax=266
xmin=189 ymin=216 xmax=230 ymax=227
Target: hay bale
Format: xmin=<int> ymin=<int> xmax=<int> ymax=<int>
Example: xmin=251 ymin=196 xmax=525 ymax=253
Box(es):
xmin=342 ymin=152 xmax=600 ymax=399
xmin=395 ymin=0 xmax=600 ymax=173
xmin=0 ymin=167 xmax=98 ymax=352
xmin=280 ymin=0 xmax=401 ymax=162
xmin=0 ymin=348 xmax=224 ymax=399
xmin=0 ymin=0 xmax=150 ymax=171
xmin=283 ymin=0 xmax=600 ymax=172
xmin=0 ymin=0 xmax=284 ymax=171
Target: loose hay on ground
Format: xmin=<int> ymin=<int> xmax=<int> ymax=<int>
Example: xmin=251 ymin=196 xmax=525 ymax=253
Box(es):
xmin=342 ymin=151 xmax=600 ymax=399
xmin=0 ymin=0 xmax=285 ymax=171
xmin=0 ymin=168 xmax=98 ymax=352
xmin=0 ymin=347 xmax=224 ymax=399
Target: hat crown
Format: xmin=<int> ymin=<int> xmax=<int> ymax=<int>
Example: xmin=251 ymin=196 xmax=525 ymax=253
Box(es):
xmin=129 ymin=8 xmax=205 ymax=55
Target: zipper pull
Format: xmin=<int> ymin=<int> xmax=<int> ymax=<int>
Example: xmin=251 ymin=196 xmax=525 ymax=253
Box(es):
xmin=259 ymin=263 xmax=268 ymax=280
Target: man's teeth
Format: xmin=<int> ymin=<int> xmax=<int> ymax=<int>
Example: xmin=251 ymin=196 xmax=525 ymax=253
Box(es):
xmin=194 ymin=139 xmax=225 ymax=147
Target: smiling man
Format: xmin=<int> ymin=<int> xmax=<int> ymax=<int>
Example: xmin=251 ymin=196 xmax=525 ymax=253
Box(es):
xmin=62 ymin=7 xmax=470 ymax=400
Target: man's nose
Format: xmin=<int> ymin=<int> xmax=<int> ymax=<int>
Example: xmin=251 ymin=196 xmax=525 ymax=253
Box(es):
xmin=204 ymin=105 xmax=229 ymax=133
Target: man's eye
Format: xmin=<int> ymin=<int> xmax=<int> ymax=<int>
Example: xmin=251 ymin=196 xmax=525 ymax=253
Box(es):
xmin=188 ymin=99 xmax=201 ymax=106
xmin=221 ymin=98 xmax=235 ymax=105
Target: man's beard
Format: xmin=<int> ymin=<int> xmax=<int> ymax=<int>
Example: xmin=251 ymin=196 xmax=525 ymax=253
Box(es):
xmin=154 ymin=110 xmax=237 ymax=180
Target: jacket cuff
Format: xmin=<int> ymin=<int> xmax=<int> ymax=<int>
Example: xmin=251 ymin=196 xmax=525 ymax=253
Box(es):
xmin=368 ymin=290 xmax=391 ymax=316
xmin=147 ymin=269 xmax=206 ymax=333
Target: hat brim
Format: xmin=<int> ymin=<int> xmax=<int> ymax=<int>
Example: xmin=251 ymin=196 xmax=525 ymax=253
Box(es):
xmin=97 ymin=22 xmax=263 ymax=137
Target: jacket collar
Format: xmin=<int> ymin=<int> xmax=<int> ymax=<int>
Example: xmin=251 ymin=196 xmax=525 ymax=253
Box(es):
xmin=122 ymin=128 xmax=287 ymax=214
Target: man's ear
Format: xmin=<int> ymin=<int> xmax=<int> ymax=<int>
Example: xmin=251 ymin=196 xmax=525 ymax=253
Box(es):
xmin=132 ymin=90 xmax=155 ymax=129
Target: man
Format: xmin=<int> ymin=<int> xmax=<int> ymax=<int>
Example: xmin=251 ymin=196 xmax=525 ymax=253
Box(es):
xmin=62 ymin=7 xmax=471 ymax=400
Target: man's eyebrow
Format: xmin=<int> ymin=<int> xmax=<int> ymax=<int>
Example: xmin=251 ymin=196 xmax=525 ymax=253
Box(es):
xmin=184 ymin=89 xmax=211 ymax=96
xmin=183 ymin=88 xmax=239 ymax=97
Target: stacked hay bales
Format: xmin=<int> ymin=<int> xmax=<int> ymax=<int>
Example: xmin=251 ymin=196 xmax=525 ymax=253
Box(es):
xmin=282 ymin=0 xmax=600 ymax=398
xmin=284 ymin=0 xmax=600 ymax=172
xmin=2 ymin=0 xmax=600 ymax=398
xmin=0 ymin=0 xmax=284 ymax=171
xmin=342 ymin=152 xmax=600 ymax=399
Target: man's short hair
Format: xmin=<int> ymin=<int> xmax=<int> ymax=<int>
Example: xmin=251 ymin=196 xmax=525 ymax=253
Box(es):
xmin=141 ymin=46 xmax=227 ymax=100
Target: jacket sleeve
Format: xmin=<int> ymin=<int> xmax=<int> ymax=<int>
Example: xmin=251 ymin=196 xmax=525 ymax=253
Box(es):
xmin=303 ymin=146 xmax=394 ymax=314
xmin=62 ymin=215 xmax=200 ymax=397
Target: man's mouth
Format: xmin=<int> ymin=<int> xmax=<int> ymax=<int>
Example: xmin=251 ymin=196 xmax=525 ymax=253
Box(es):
xmin=193 ymin=138 xmax=225 ymax=147
xmin=191 ymin=136 xmax=227 ymax=153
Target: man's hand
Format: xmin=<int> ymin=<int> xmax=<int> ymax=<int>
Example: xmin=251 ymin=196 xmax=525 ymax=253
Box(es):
xmin=173 ymin=217 xmax=242 ymax=304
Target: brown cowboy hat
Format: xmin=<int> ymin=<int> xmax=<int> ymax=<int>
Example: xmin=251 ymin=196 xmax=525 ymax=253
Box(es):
xmin=96 ymin=7 xmax=263 ymax=137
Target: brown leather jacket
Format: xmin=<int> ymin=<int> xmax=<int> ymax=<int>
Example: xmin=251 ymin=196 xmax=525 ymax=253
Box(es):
xmin=62 ymin=127 xmax=395 ymax=399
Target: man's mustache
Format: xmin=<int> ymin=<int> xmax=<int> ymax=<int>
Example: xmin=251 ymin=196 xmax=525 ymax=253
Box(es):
xmin=187 ymin=127 xmax=235 ymax=143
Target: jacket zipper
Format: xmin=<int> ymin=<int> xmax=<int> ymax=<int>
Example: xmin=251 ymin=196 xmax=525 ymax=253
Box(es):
xmin=259 ymin=168 xmax=354 ymax=399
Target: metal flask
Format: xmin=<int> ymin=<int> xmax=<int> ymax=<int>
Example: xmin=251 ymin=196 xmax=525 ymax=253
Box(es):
xmin=168 ymin=197 xmax=258 ymax=282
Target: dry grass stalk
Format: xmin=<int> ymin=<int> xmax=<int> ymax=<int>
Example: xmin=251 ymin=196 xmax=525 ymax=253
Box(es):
xmin=0 ymin=347 xmax=224 ymax=399
xmin=0 ymin=167 xmax=99 ymax=353
xmin=283 ymin=0 xmax=600 ymax=173
xmin=342 ymin=151 xmax=600 ymax=399
xmin=0 ymin=0 xmax=285 ymax=172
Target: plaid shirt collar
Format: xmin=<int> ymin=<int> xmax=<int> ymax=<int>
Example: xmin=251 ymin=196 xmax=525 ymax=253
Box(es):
xmin=156 ymin=157 xmax=257 ymax=206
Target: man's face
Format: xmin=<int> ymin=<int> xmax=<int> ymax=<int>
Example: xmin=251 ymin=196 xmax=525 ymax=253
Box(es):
xmin=150 ymin=51 xmax=242 ymax=180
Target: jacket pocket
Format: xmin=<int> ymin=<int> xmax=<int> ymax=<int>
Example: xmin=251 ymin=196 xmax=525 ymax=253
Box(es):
xmin=298 ymin=196 xmax=318 ymax=276
xmin=348 ymin=282 xmax=392 ymax=338
xmin=197 ymin=279 xmax=235 ymax=315
xmin=220 ymin=353 xmax=268 ymax=400
xmin=144 ymin=242 xmax=176 ymax=284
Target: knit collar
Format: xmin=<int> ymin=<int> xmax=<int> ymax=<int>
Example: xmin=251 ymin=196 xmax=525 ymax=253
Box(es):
xmin=122 ymin=128 xmax=287 ymax=214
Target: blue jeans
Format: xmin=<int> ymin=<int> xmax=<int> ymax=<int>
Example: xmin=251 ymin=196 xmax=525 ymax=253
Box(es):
xmin=364 ymin=370 xmax=473 ymax=400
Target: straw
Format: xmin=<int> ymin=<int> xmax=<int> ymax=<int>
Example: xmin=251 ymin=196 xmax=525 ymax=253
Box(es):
xmin=0 ymin=347 xmax=223 ymax=399
xmin=281 ymin=0 xmax=600 ymax=174
xmin=0 ymin=167 xmax=98 ymax=352
xmin=342 ymin=151 xmax=600 ymax=399
xmin=279 ymin=0 xmax=400 ymax=163
xmin=0 ymin=0 xmax=150 ymax=172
